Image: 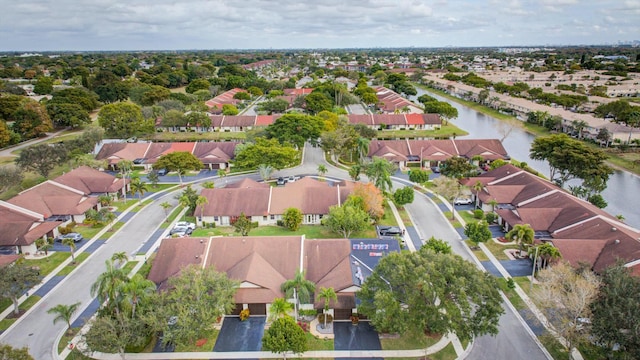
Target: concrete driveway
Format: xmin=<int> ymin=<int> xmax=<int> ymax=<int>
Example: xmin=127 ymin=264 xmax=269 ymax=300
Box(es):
xmin=213 ymin=316 xmax=266 ymax=352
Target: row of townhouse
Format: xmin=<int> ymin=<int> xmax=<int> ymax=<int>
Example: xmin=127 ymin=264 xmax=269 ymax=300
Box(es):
xmin=463 ymin=164 xmax=640 ymax=275
xmin=374 ymin=86 xmax=423 ymax=113
xmin=156 ymin=113 xmax=442 ymax=133
xmin=0 ymin=166 xmax=128 ymax=255
xmin=367 ymin=139 xmax=510 ymax=169
xmin=95 ymin=141 xmax=238 ymax=170
xmin=148 ymin=236 xmax=400 ymax=318
xmin=423 ymin=72 xmax=640 ymax=143
xmin=195 ymin=177 xmax=354 ymax=227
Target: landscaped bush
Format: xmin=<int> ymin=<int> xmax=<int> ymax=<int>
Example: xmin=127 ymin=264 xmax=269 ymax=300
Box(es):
xmin=473 ymin=209 xmax=484 ymax=219
xmin=485 ymin=212 xmax=497 ymax=223
xmin=239 ymin=308 xmax=250 ymax=321
xmin=317 ymin=313 xmax=333 ymax=324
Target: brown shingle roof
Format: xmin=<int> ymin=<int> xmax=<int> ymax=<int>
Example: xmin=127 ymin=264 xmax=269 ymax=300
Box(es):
xmin=54 ymin=166 xmax=124 ymax=194
xmin=7 ymin=181 xmax=98 ymax=218
xmin=198 ymin=187 xmax=270 ymax=217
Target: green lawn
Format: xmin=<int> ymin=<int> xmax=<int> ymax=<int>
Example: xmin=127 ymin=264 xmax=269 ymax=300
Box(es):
xmin=74 ymin=225 xmax=104 ymax=240
xmin=57 ymin=253 xmax=90 ymax=275
xmin=247 ymin=225 xmax=377 ymax=239
xmin=122 ymin=261 xmax=139 ymax=274
xmin=466 ymin=240 xmax=489 ymax=261
xmin=160 ymin=206 xmax=185 ymax=229
xmin=99 ymin=222 xmax=124 ymax=239
xmin=375 ymin=124 xmax=468 ymax=139
xmin=26 ymin=252 xmax=70 ymax=276
xmin=380 ymin=330 xmax=442 ymax=350
xmin=306 ymin=332 xmax=334 ymax=350
xmin=175 ymin=328 xmax=220 ymax=352
xmin=496 ymin=278 xmax=526 ymax=310
xmin=483 ymin=239 xmax=519 ymax=261
xmin=0 ymin=295 xmax=42 ymax=330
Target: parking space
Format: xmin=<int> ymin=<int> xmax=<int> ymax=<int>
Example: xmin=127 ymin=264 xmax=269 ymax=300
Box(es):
xmin=213 ymin=316 xmax=266 ymax=352
xmin=481 ymin=259 xmax=533 ymax=278
xmin=334 ymin=321 xmax=382 ymax=352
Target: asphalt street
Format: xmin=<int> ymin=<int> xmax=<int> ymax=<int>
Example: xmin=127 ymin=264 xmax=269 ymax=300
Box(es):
xmin=0 ymin=141 xmax=547 ymax=360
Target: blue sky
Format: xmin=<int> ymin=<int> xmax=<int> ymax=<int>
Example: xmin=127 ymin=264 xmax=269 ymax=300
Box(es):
xmin=0 ymin=0 xmax=638 ymax=51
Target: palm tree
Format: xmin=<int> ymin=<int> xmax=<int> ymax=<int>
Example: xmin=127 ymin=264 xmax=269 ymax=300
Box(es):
xmin=487 ymin=198 xmax=499 ymax=213
xmin=102 ymin=210 xmax=116 ymax=231
xmin=160 ymin=201 xmax=172 ymax=222
xmin=365 ymin=157 xmax=395 ymax=194
xmin=472 ymin=180 xmax=483 ymax=208
xmin=98 ymin=194 xmax=112 ymax=207
xmin=202 ymin=181 xmax=215 ymax=189
xmin=111 ymin=252 xmax=128 ymax=268
xmin=118 ymin=159 xmax=133 ymax=203
xmin=130 ymin=178 xmax=148 ymax=203
xmin=62 ymin=238 xmax=77 ymax=263
xmin=196 ymin=195 xmax=209 ymax=222
xmin=356 ymin=137 xmax=370 ymax=164
xmin=47 ymin=302 xmax=81 ymax=334
xmin=91 ymin=260 xmax=128 ymax=312
xmin=349 ymin=164 xmax=362 ymax=181
xmin=257 ymin=164 xmax=274 ymax=181
xmin=317 ymin=287 xmax=337 ymax=329
xmin=281 ymin=270 xmax=316 ymax=320
xmin=506 ymin=224 xmax=535 ymax=257
xmin=268 ymin=297 xmax=293 ymax=322
xmin=536 ymin=243 xmax=561 ymax=269
xmin=178 ymin=194 xmax=191 ymax=221
xmin=121 ymin=274 xmax=156 ymax=318
xmin=317 ymin=164 xmax=328 ymax=178
xmin=37 ymin=240 xmax=53 ymax=256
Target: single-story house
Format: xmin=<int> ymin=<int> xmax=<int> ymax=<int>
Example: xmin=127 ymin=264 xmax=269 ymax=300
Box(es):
xmin=147 ymin=236 xmax=400 ymax=318
xmin=53 ymin=166 xmax=128 ymax=198
xmin=0 ymin=200 xmax=63 ymax=255
xmin=195 ymin=177 xmax=354 ymax=227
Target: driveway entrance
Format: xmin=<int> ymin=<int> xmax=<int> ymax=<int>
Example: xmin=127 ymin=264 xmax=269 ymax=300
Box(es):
xmin=213 ymin=316 xmax=266 ymax=352
xmin=334 ymin=321 xmax=382 ymax=360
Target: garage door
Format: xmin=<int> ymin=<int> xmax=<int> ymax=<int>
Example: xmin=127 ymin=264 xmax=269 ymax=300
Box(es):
xmin=248 ymin=303 xmax=267 ymax=316
xmin=334 ymin=309 xmax=353 ymax=320
xmin=231 ymin=304 xmax=243 ymax=315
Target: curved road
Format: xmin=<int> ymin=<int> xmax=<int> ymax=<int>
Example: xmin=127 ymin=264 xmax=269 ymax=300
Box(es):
xmin=0 ymin=142 xmax=547 ymax=360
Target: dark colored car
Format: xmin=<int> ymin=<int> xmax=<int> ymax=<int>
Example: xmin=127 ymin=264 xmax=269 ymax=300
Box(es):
xmin=379 ymin=226 xmax=402 ymax=236
xmin=156 ymin=169 xmax=168 ymax=176
xmin=276 ymin=177 xmax=286 ymax=185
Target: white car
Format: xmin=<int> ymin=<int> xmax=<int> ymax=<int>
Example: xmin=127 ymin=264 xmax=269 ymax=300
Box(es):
xmin=454 ymin=197 xmax=473 ymax=205
xmin=175 ymin=221 xmax=196 ymax=230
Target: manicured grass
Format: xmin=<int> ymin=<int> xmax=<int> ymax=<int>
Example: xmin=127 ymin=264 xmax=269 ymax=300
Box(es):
xmin=539 ymin=333 xmax=569 ymax=360
xmin=99 ymin=222 xmax=124 ymax=239
xmin=0 ymin=296 xmax=42 ymax=330
xmin=306 ymin=332 xmax=334 ymax=350
xmin=26 ymin=252 xmax=70 ymax=276
xmin=395 ymin=206 xmax=412 ymax=225
xmin=380 ymin=330 xmax=442 ymax=350
xmin=513 ymin=276 xmax=536 ymax=297
xmin=175 ymin=328 xmax=220 ymax=352
xmin=57 ymin=253 xmax=90 ymax=275
xmin=375 ymin=124 xmax=468 ymax=139
xmin=458 ymin=210 xmax=480 ymax=225
xmin=483 ymin=239 xmax=519 ymax=261
xmin=496 ymin=278 xmax=526 ymax=310
xmin=74 ymin=225 xmax=104 ymax=240
xmin=122 ymin=261 xmax=139 ymax=275
xmin=379 ymin=201 xmax=399 ymax=227
xmin=160 ymin=206 xmax=185 ymax=229
xmin=429 ymin=342 xmax=457 ymax=360
xmin=245 ymin=225 xmax=378 ymax=239
xmin=112 ymin=199 xmax=139 ymax=212
xmin=466 ymin=240 xmax=489 ymax=262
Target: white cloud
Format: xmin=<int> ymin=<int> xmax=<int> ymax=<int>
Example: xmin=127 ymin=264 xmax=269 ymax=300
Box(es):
xmin=0 ymin=0 xmax=636 ymax=50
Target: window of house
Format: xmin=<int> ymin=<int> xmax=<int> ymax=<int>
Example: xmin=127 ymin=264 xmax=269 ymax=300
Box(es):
xmin=214 ymin=216 xmax=219 ymax=222
xmin=270 ymin=215 xmax=275 ymax=220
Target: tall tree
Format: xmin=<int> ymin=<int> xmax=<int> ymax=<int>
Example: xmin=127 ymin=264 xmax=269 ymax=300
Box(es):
xmin=432 ymin=176 xmax=462 ymax=220
xmin=282 ymin=207 xmax=303 ymax=231
xmin=233 ymin=138 xmax=298 ymax=170
xmin=145 ymin=265 xmax=238 ymax=347
xmin=15 ymin=143 xmax=68 ymax=178
xmin=317 ymin=287 xmax=337 ymax=329
xmin=62 ymin=238 xmax=78 ymax=263
xmin=281 ymin=270 xmax=316 ymax=320
xmin=160 ymin=201 xmax=172 ymax=221
xmin=47 ymin=302 xmax=81 ymax=334
xmin=154 ymin=151 xmax=203 ymax=185
xmin=232 ymin=212 xmax=257 ymax=236
xmin=11 ymin=101 xmax=53 ymax=139
xmin=110 ymin=252 xmax=128 ymax=268
xmin=84 ymin=309 xmax=148 ymax=359
xmin=262 ymin=316 xmax=308 ymax=358
xmin=0 ymin=164 xmax=23 ymax=193
xmin=257 ymin=164 xmax=274 ymax=181
xmin=0 ymin=263 xmax=41 ymax=315
xmin=464 ymin=221 xmax=492 ymax=247
xmin=120 ymin=274 xmax=156 ymax=319
xmin=129 ymin=178 xmax=148 ymax=203
xmin=441 ymin=156 xmax=475 ymax=179
xmin=324 ymin=204 xmax=370 ymax=238
xmin=268 ymin=297 xmax=294 ymax=322
xmin=90 ymin=260 xmax=129 ymax=312
xmin=590 ymin=264 xmax=640 ymax=359
xmin=98 ymin=102 xmax=153 ymax=138
xmin=393 ymin=186 xmax=414 ymax=208
xmin=357 ymin=247 xmax=503 ymax=341
xmin=196 ymin=195 xmax=209 ymax=221
xmin=265 ymin=113 xmax=324 ymax=148
xmin=365 ymin=157 xmax=395 ymax=194
xmin=350 ymin=182 xmax=384 ymax=221
xmin=532 ymin=262 xmax=600 ymax=351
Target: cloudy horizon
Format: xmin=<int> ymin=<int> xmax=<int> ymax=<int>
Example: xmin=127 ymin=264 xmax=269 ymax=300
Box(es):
xmin=1 ymin=0 xmax=638 ymax=52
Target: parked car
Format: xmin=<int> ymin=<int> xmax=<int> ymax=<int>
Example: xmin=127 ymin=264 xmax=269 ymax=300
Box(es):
xmin=431 ymin=166 xmax=440 ymax=173
xmin=276 ymin=177 xmax=286 ymax=186
xmin=454 ymin=197 xmax=473 ymax=205
xmin=287 ymin=175 xmax=300 ymax=183
xmin=170 ymin=226 xmax=193 ymax=237
xmin=378 ymin=225 xmax=402 ymax=236
xmin=175 ymin=221 xmax=196 ymax=230
xmin=156 ymin=169 xmax=168 ymax=176
xmin=55 ymin=233 xmax=84 ymax=242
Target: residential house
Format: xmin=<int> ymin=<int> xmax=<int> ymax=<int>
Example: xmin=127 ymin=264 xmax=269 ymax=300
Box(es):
xmin=54 ymin=166 xmax=128 ymax=198
xmin=7 ymin=180 xmax=99 ymax=224
xmin=0 ymin=201 xmax=62 ymax=255
xmin=195 ymin=177 xmax=354 ymax=227
xmin=462 ymin=164 xmax=640 ymax=275
xmin=205 ymin=88 xmax=247 ymax=113
xmin=374 ymin=86 xmax=423 ymax=114
xmin=147 ymin=236 xmax=400 ymax=318
xmin=368 ymin=139 xmax=509 ymax=168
